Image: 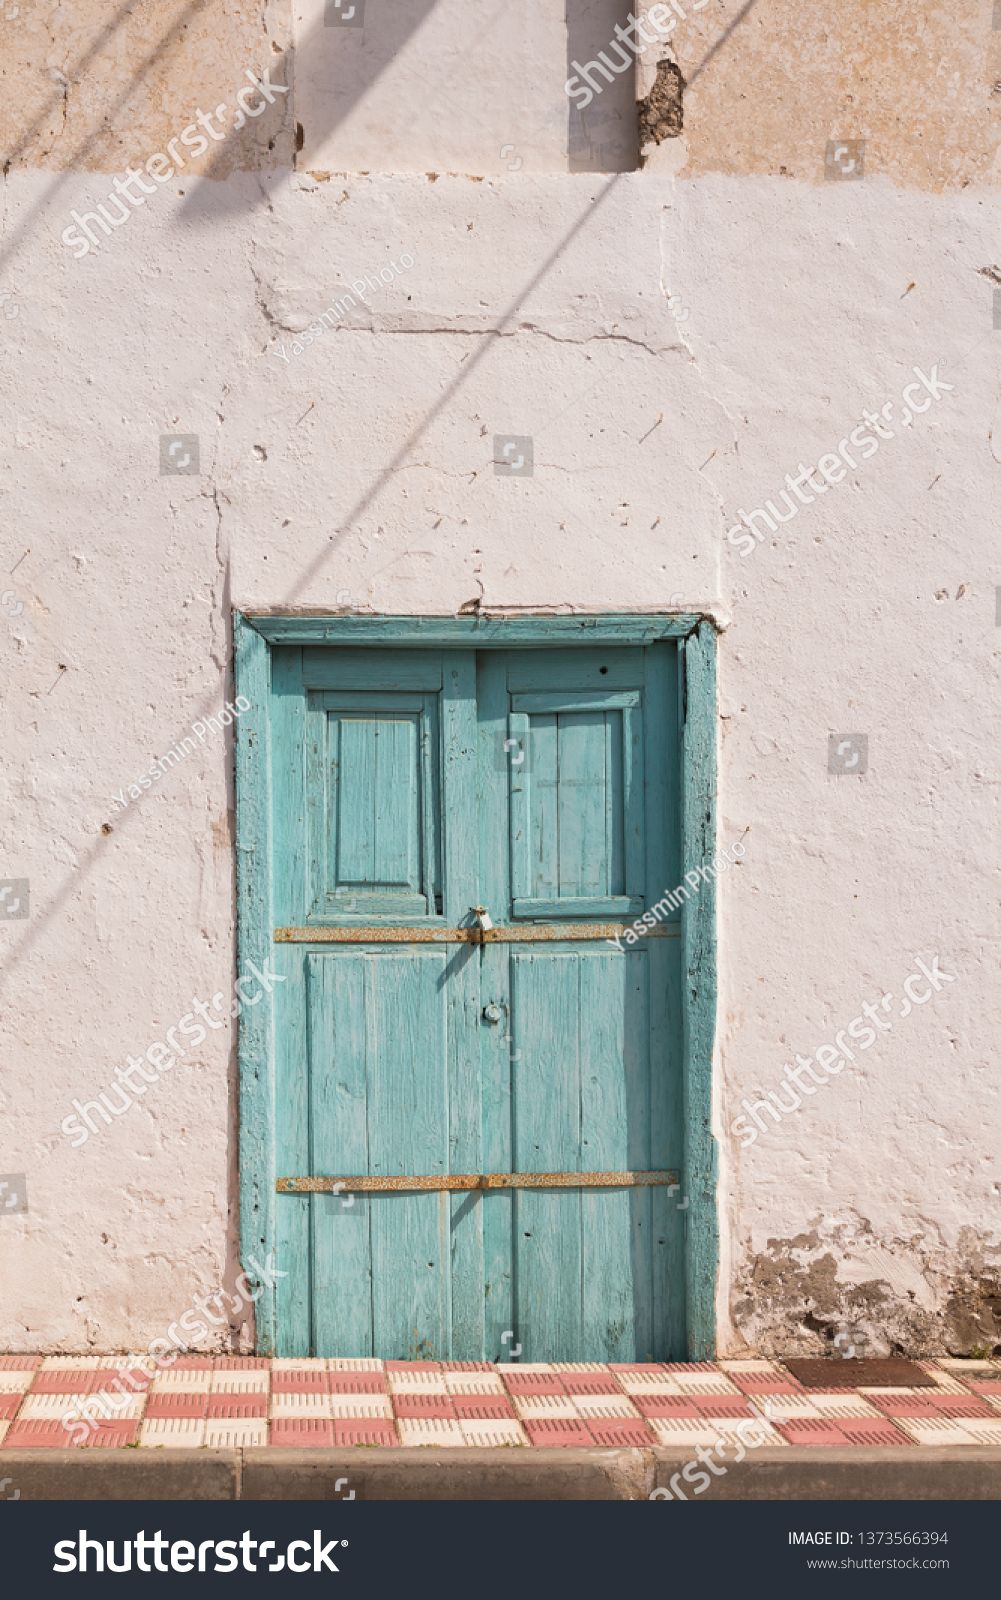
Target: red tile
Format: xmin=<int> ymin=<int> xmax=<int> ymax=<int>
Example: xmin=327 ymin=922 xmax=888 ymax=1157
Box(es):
xmin=774 ymin=1419 xmax=850 ymax=1446
xmin=966 ymin=1380 xmax=1001 ymax=1396
xmin=145 ymin=1392 xmax=209 ymax=1419
xmin=499 ymin=1373 xmax=567 ymax=1395
xmin=392 ymin=1393 xmax=455 ymax=1418
xmin=867 ymin=1394 xmax=939 ymax=1416
xmin=929 ymin=1397 xmax=998 ymax=1419
xmin=29 ymin=1370 xmax=95 ymax=1395
xmin=271 ymin=1418 xmax=335 ymax=1447
xmin=333 ymin=1420 xmax=397 ymax=1446
xmin=451 ymin=1397 xmax=516 ymax=1420
xmin=213 ymin=1357 xmax=269 ymax=1370
xmin=0 ymin=1356 xmax=42 ymax=1371
xmin=589 ymin=1419 xmax=657 ymax=1446
xmin=562 ymin=1374 xmax=623 ymax=1396
xmin=838 ymin=1420 xmax=913 ymax=1446
xmin=694 ymin=1396 xmax=755 ymax=1418
xmin=327 ymin=1374 xmax=387 ymax=1395
xmin=607 ymin=1363 xmax=667 ymax=1372
xmin=384 ymin=1362 xmax=441 ymax=1372
xmin=169 ymin=1357 xmax=215 ymax=1369
xmin=0 ymin=1395 xmax=23 ymax=1421
xmin=207 ymin=1397 xmax=268 ymax=1419
xmin=4 ymin=1419 xmax=85 ymax=1447
xmin=634 ymin=1395 xmax=703 ymax=1418
xmin=523 ymin=1419 xmax=596 ymax=1447
xmin=729 ymin=1375 xmax=803 ymax=1395
xmin=272 ymin=1371 xmax=330 ymax=1394
xmin=662 ymin=1362 xmax=721 ymax=1373
xmin=87 ymin=1422 xmax=139 ymax=1448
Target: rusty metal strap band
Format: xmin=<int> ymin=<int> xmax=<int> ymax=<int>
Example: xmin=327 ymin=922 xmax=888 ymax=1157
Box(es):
xmin=274 ymin=924 xmax=679 ymax=944
xmin=277 ymin=1170 xmax=678 ymax=1193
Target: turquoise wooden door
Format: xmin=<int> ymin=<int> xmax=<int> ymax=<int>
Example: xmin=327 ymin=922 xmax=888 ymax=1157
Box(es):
xmin=269 ymin=641 xmax=684 ymax=1360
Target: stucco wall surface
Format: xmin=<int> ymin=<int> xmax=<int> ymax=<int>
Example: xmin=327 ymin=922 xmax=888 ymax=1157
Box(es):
xmin=0 ymin=0 xmax=999 ymax=1358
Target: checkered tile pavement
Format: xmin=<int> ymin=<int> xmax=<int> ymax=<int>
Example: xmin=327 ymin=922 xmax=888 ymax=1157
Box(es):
xmin=1 ymin=1355 xmax=999 ymax=1449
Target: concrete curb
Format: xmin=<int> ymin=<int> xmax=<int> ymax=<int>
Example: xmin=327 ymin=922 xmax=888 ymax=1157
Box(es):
xmin=1 ymin=1446 xmax=998 ymax=1500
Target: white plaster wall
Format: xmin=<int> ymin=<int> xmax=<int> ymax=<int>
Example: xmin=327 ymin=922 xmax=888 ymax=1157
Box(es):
xmin=1 ymin=142 xmax=998 ymax=1351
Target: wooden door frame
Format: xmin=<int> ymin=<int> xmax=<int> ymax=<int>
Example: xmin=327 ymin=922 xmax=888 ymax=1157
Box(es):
xmin=233 ymin=612 xmax=719 ymax=1359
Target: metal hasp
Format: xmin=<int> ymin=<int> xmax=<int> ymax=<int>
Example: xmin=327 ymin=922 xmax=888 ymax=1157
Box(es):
xmin=277 ymin=1170 xmax=680 ymax=1193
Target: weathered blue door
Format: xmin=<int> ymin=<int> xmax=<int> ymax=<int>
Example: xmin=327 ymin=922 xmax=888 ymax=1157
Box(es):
xmin=269 ymin=641 xmax=683 ymax=1360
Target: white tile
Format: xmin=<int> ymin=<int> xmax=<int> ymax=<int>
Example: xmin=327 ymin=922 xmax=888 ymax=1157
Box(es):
xmin=203 ymin=1420 xmax=269 ymax=1448
xmin=510 ymin=1395 xmax=579 ymax=1419
xmin=0 ymin=1372 xmax=35 ymax=1393
xmin=272 ymin=1357 xmax=328 ymax=1370
xmin=895 ymin=1417 xmax=978 ymax=1446
xmin=719 ymin=1360 xmax=783 ymax=1372
xmin=270 ymin=1393 xmax=334 ymax=1418
xmin=615 ymin=1375 xmax=684 ymax=1393
xmin=39 ymin=1356 xmax=106 ymax=1370
xmin=572 ymin=1396 xmax=641 ymax=1418
xmin=22 ymin=1392 xmax=144 ymax=1420
xmin=329 ymin=1397 xmax=392 ymax=1418
xmin=0 ymin=1421 xmax=8 ymax=1445
xmin=328 ymin=1358 xmax=384 ymax=1371
xmin=385 ymin=1373 xmax=448 ymax=1393
xmin=397 ymin=1418 xmax=466 ymax=1447
xmin=458 ymin=1420 xmax=527 ymax=1446
xmin=139 ymin=1417 xmax=207 ymax=1448
xmin=496 ymin=1363 xmax=555 ymax=1373
xmin=808 ymin=1395 xmax=883 ymax=1418
xmin=931 ymin=1359 xmax=998 ymax=1371
xmin=668 ymin=1375 xmax=742 ymax=1395
xmin=958 ymin=1420 xmax=1001 ymax=1445
xmin=442 ymin=1374 xmax=506 ymax=1394
xmin=149 ymin=1370 xmax=212 ymax=1392
xmin=210 ymin=1371 xmax=270 ymax=1393
xmin=551 ymin=1363 xmax=607 ymax=1372
xmin=648 ymin=1417 xmax=785 ymax=1448
xmin=747 ymin=1396 xmax=822 ymax=1419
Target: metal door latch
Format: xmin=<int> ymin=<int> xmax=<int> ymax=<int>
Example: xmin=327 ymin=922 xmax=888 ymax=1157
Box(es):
xmin=482 ymin=1003 xmax=502 ymax=1023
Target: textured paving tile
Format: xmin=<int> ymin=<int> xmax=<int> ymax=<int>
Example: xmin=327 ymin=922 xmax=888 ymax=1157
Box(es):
xmin=139 ymin=1417 xmax=207 ymax=1448
xmin=2 ymin=1354 xmax=1000 ymax=1451
xmin=397 ymin=1418 xmax=466 ymax=1447
xmin=458 ymin=1419 xmax=527 ymax=1446
xmin=271 ymin=1418 xmax=335 ymax=1447
xmin=522 ymin=1419 xmax=596 ymax=1447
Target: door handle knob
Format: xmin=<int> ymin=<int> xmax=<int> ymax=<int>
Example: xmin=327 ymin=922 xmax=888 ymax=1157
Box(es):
xmin=482 ymin=1004 xmax=502 ymax=1023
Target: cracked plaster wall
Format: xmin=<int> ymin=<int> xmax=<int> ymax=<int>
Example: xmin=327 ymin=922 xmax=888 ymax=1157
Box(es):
xmin=0 ymin=0 xmax=999 ymax=1354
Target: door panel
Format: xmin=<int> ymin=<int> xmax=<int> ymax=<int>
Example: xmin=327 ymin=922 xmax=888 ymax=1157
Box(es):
xmin=270 ymin=639 xmax=683 ymax=1360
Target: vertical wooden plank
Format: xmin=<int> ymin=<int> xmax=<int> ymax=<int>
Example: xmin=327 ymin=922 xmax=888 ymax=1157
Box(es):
xmin=557 ymin=712 xmax=607 ymax=897
xmin=644 ymin=641 xmax=685 ymax=1358
xmin=622 ymin=704 xmax=645 ymax=900
xmin=512 ymin=951 xmax=582 ymax=1360
xmin=580 ymin=947 xmax=651 ymax=1361
xmin=527 ymin=712 xmax=556 ymax=900
xmin=507 ymin=711 xmax=532 ymax=903
xmin=367 ymin=950 xmax=450 ymax=1358
xmin=307 ymin=692 xmax=330 ymax=916
xmin=308 ymin=952 xmax=373 ymax=1356
xmin=269 ymin=644 xmax=311 ymax=1355
xmin=681 ymin=623 xmax=719 ymax=1359
xmin=235 ymin=614 xmax=279 ymax=1351
xmin=479 ymin=653 xmax=514 ymax=1360
xmin=441 ymin=650 xmax=482 ymax=1357
xmin=605 ymin=711 xmax=624 ymax=898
